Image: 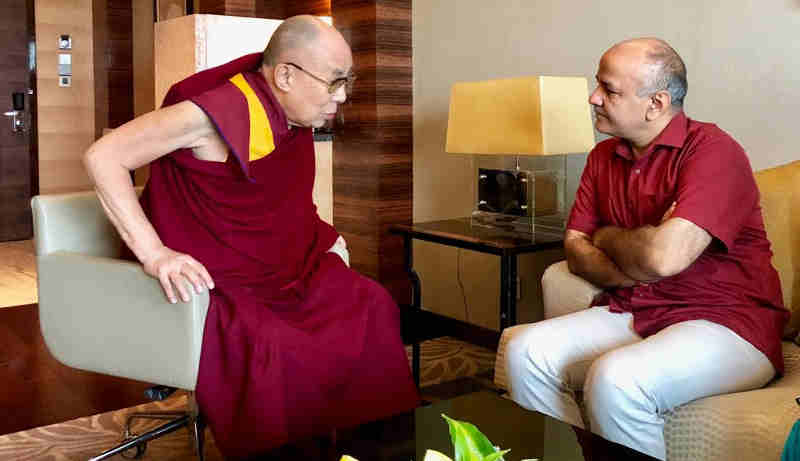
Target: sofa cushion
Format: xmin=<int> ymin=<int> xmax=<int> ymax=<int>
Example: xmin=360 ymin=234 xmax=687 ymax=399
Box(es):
xmin=754 ymin=160 xmax=800 ymax=338
xmin=663 ymin=341 xmax=800 ymax=461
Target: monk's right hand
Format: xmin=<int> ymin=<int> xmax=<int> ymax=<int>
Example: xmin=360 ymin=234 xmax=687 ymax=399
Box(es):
xmin=142 ymin=246 xmax=215 ymax=304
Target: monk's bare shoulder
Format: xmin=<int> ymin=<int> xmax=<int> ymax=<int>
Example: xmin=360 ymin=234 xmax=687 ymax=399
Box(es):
xmin=191 ymin=128 xmax=229 ymax=163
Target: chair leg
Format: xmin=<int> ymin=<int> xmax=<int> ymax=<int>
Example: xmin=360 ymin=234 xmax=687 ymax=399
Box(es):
xmin=124 ymin=411 xmax=187 ymax=436
xmin=192 ymin=412 xmax=207 ymax=461
xmin=88 ymin=414 xmax=191 ymax=461
xmin=187 ymin=391 xmax=207 ymax=461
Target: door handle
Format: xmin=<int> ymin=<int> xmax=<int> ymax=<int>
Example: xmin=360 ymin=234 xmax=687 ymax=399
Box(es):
xmin=3 ymin=110 xmax=25 ymax=133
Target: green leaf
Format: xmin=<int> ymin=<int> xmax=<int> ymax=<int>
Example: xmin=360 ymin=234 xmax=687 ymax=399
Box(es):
xmin=483 ymin=449 xmax=510 ymax=461
xmin=441 ymin=414 xmax=506 ymax=461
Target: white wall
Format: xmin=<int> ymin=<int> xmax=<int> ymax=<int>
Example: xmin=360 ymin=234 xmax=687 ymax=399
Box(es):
xmin=413 ymin=0 xmax=800 ymax=329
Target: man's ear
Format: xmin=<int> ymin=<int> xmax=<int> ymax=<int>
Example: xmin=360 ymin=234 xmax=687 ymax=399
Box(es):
xmin=273 ymin=63 xmax=293 ymax=92
xmin=646 ymin=90 xmax=671 ymax=121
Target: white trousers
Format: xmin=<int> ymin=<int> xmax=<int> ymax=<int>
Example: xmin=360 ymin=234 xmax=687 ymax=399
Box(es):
xmin=503 ymin=306 xmax=775 ymax=460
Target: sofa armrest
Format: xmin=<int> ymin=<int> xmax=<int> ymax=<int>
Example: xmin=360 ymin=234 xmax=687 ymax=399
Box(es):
xmin=542 ymin=260 xmax=604 ymax=319
xmin=495 ymin=260 xmax=605 ymax=390
xmin=37 ymin=251 xmax=209 ymax=390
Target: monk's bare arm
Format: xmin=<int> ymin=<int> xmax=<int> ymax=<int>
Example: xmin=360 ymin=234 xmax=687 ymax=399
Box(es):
xmin=564 ymin=229 xmax=638 ymax=289
xmin=83 ymin=101 xmax=222 ymax=303
xmin=592 ymin=216 xmax=712 ymax=281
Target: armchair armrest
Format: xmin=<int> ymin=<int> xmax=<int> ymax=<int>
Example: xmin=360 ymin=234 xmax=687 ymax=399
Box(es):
xmin=31 ymin=188 xmax=142 ymax=258
xmin=37 ymin=251 xmax=209 ymax=390
xmin=542 ymin=260 xmax=604 ymax=319
xmin=496 ymin=260 xmax=605 ymax=391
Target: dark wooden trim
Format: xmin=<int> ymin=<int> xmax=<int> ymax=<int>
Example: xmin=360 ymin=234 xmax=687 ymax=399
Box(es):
xmin=197 ymin=0 xmax=255 ymax=16
xmin=26 ymin=0 xmax=38 ymax=196
xmin=93 ymin=0 xmax=108 ymax=139
xmin=331 ymin=0 xmax=413 ymax=305
xmin=93 ymin=0 xmax=134 ymax=137
xmin=107 ymin=0 xmax=134 ymax=129
xmin=401 ymin=308 xmax=500 ymax=351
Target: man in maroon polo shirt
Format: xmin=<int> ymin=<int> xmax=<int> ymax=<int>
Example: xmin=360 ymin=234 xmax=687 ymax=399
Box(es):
xmin=502 ymin=38 xmax=789 ymax=460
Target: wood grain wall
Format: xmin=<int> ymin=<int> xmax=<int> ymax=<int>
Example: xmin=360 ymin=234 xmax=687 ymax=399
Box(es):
xmin=254 ymin=1 xmax=331 ymax=19
xmin=105 ymin=0 xmax=134 ymax=129
xmin=331 ymin=0 xmax=412 ymax=303
xmin=197 ymin=0 xmax=256 ymax=16
xmin=35 ymin=0 xmax=95 ymax=194
xmin=132 ymin=0 xmax=155 ymax=116
xmin=286 ymin=0 xmax=330 ymax=17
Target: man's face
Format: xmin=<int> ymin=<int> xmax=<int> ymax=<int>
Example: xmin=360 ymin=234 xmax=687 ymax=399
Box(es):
xmin=285 ymin=38 xmax=353 ymax=129
xmin=588 ymin=47 xmax=652 ymax=140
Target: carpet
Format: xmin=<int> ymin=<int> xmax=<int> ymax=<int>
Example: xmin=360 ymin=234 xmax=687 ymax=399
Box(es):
xmin=0 ymin=336 xmax=496 ymax=461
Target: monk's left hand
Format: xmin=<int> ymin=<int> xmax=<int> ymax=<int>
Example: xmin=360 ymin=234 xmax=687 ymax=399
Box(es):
xmin=327 ymin=235 xmax=350 ymax=267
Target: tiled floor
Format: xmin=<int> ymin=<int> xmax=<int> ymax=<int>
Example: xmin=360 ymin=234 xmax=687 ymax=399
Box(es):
xmin=0 ymin=240 xmax=37 ymax=308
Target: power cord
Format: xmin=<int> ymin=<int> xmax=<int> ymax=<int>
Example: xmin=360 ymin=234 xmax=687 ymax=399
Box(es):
xmin=457 ymin=248 xmax=470 ymax=323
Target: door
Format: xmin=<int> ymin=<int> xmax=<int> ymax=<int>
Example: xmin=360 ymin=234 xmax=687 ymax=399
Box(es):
xmin=0 ymin=0 xmax=36 ymax=242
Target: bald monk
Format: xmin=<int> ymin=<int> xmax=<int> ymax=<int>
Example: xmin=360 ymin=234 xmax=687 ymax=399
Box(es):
xmin=84 ymin=15 xmax=419 ymax=459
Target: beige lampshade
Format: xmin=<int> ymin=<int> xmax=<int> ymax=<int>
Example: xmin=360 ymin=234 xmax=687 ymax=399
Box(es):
xmin=445 ymin=76 xmax=595 ymax=155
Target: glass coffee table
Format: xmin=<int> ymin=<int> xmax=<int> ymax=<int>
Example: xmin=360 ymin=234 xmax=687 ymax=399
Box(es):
xmin=261 ymin=390 xmax=654 ymax=461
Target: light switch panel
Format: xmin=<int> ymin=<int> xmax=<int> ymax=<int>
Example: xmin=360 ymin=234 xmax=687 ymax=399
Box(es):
xmin=58 ymin=53 xmax=72 ymax=76
xmin=58 ymin=34 xmax=72 ymax=50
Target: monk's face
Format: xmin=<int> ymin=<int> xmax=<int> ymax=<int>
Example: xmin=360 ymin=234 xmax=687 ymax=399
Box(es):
xmin=285 ymin=30 xmax=353 ymax=128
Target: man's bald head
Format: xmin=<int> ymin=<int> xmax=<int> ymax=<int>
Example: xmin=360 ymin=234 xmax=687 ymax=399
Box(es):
xmin=610 ymin=38 xmax=687 ymax=109
xmin=260 ymin=15 xmax=353 ymax=129
xmin=263 ymin=15 xmax=344 ymax=67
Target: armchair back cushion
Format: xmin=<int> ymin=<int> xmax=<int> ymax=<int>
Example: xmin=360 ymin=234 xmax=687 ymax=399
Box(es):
xmin=753 ymin=160 xmax=800 ymax=338
xmin=32 ymin=190 xmax=125 ymax=258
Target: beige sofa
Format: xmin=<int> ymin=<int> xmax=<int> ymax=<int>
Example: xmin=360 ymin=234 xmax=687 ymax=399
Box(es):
xmin=494 ymin=160 xmax=800 ymax=460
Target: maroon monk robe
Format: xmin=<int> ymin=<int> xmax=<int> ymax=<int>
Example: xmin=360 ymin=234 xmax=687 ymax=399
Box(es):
xmin=139 ymin=53 xmax=419 ymax=459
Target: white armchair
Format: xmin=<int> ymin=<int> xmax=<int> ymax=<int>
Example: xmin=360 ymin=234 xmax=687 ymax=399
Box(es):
xmin=32 ymin=190 xmax=210 ymax=460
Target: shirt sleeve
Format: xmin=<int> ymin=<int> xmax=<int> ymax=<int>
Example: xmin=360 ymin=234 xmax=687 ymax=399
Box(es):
xmin=670 ymin=128 xmax=758 ymax=251
xmin=567 ymin=147 xmax=601 ymax=235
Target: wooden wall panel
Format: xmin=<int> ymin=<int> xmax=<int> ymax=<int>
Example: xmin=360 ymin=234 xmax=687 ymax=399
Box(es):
xmin=93 ymin=0 xmax=134 ymax=135
xmin=35 ymin=0 xmax=95 ymax=194
xmin=331 ymin=0 xmax=412 ymax=304
xmin=285 ymin=0 xmax=330 ymax=17
xmin=256 ymin=0 xmax=285 ymax=18
xmin=132 ymin=0 xmax=155 ymax=116
xmin=105 ymin=0 xmax=134 ymax=130
xmin=255 ymin=0 xmax=330 ymax=19
xmin=198 ymin=0 xmax=256 ymax=16
xmin=92 ymin=0 xmax=107 ymax=139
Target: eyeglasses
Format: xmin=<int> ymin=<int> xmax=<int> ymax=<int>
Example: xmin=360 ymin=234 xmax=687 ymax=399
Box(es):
xmin=284 ymin=62 xmax=356 ymax=95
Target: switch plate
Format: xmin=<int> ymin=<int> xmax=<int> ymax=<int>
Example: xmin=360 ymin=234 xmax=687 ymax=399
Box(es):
xmin=58 ymin=53 xmax=72 ymax=76
xmin=58 ymin=34 xmax=72 ymax=50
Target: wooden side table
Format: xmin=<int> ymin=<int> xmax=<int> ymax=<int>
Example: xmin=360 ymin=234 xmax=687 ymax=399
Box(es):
xmin=390 ymin=217 xmax=564 ymax=385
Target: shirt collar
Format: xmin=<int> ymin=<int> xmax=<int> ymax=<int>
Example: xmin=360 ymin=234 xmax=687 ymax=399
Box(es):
xmin=614 ymin=111 xmax=688 ymax=160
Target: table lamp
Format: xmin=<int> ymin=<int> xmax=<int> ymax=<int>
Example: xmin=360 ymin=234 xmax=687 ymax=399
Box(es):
xmin=445 ymin=76 xmax=595 ymax=235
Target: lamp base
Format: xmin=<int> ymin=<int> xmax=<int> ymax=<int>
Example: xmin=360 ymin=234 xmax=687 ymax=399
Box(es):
xmin=470 ymin=210 xmax=565 ymax=237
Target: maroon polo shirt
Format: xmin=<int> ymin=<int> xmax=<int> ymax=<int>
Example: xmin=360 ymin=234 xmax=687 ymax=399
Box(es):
xmin=568 ymin=111 xmax=789 ymax=373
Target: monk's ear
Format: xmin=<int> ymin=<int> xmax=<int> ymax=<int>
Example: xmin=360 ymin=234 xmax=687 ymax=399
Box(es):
xmin=273 ymin=63 xmax=293 ymax=92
